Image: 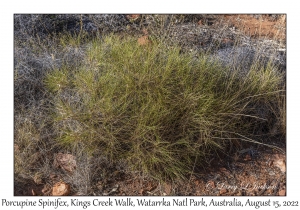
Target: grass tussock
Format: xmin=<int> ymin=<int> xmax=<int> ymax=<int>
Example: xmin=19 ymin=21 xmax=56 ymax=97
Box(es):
xmin=43 ymin=34 xmax=285 ymax=181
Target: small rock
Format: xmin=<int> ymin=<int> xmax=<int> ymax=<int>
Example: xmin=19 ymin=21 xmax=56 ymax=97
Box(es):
xmin=219 ymin=188 xmax=227 ymax=195
xmin=278 ymin=189 xmax=286 ymax=196
xmin=274 ymin=154 xmax=286 ymax=173
xmin=206 ymin=180 xmax=216 ymax=189
xmin=52 ymin=182 xmax=70 ymax=196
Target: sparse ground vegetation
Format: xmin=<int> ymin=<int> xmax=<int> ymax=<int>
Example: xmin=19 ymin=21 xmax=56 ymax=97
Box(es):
xmin=14 ymin=14 xmax=286 ymax=196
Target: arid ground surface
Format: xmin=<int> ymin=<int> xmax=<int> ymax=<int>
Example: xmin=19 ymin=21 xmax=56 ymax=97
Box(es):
xmin=14 ymin=14 xmax=286 ymax=196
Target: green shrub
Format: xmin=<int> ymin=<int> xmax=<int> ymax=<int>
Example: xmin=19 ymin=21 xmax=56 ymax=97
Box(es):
xmin=44 ymin=35 xmax=285 ymax=181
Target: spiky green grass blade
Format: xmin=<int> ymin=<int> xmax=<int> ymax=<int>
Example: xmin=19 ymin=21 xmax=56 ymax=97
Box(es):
xmin=44 ymin=35 xmax=285 ymax=181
